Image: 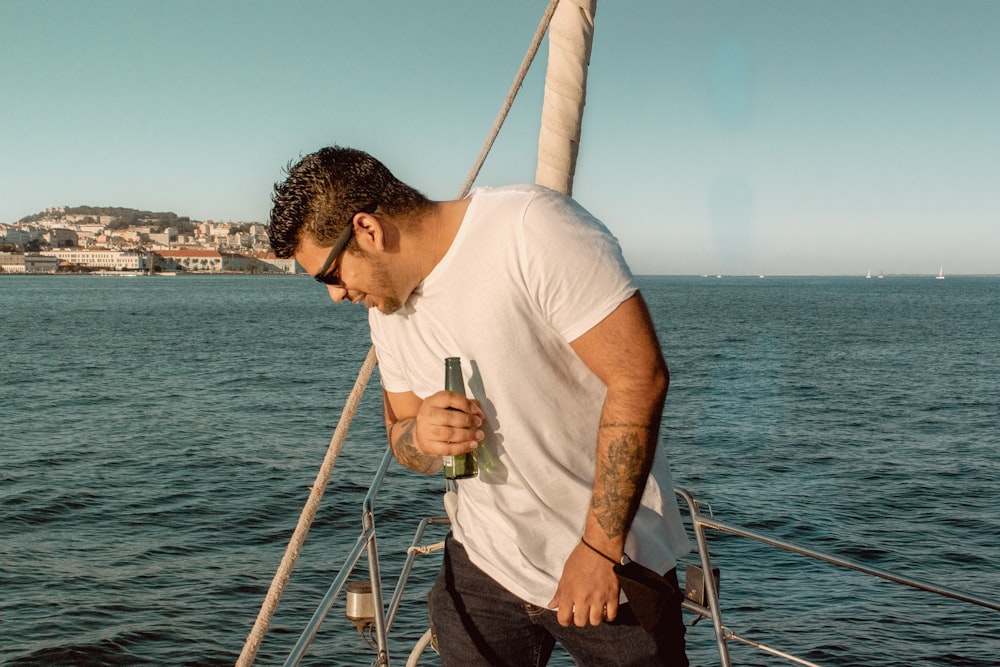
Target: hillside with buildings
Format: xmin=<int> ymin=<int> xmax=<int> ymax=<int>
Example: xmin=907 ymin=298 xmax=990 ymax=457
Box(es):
xmin=0 ymin=206 xmax=300 ymax=275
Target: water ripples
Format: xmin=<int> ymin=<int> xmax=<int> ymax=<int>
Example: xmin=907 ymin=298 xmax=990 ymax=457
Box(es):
xmin=2 ymin=275 xmax=998 ymax=665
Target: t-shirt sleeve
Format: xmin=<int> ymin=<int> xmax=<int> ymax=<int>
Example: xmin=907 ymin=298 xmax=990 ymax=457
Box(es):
xmin=518 ymin=189 xmax=637 ymax=342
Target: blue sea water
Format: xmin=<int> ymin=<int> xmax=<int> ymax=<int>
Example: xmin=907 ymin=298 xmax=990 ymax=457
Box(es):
xmin=1 ymin=274 xmax=998 ymax=666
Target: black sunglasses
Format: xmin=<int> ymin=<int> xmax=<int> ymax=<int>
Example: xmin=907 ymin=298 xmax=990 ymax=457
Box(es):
xmin=313 ymin=203 xmax=377 ymax=285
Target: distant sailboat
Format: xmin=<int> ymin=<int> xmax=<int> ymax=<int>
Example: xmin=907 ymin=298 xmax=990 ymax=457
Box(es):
xmin=878 ymin=270 xmax=885 ymax=279
xmin=866 ymin=268 xmax=872 ymax=279
xmin=936 ymin=265 xmax=945 ymax=280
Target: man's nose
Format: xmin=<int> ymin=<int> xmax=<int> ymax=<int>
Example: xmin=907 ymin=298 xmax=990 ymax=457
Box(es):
xmin=327 ymin=284 xmax=348 ymax=303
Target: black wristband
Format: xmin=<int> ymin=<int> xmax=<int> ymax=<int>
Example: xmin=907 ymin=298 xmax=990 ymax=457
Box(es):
xmin=580 ymin=537 xmax=619 ymax=565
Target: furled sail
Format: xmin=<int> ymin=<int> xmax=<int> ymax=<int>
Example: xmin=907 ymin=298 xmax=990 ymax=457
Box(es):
xmin=535 ymin=0 xmax=597 ymax=196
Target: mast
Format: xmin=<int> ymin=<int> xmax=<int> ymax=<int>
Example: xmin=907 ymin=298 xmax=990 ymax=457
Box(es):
xmin=535 ymin=0 xmax=597 ymax=196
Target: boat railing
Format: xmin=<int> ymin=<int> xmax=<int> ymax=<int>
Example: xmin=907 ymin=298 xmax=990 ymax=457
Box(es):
xmin=675 ymin=488 xmax=1000 ymax=667
xmin=278 ymin=446 xmax=999 ymax=667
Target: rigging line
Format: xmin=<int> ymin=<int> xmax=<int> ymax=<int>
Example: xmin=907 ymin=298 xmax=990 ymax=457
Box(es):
xmin=457 ymin=0 xmax=560 ymax=199
xmin=236 ymin=346 xmax=378 ymax=667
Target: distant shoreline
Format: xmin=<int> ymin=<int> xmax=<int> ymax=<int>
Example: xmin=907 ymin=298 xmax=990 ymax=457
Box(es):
xmin=4 ymin=272 xmax=998 ymax=279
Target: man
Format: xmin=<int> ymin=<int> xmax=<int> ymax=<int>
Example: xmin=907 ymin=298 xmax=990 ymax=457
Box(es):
xmin=269 ymin=146 xmax=691 ymax=665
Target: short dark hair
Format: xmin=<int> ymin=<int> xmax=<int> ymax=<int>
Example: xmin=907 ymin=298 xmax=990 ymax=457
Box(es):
xmin=268 ymin=146 xmax=432 ymax=258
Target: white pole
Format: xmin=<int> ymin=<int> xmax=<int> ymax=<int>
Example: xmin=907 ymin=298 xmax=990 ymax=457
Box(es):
xmin=535 ymin=0 xmax=597 ymax=196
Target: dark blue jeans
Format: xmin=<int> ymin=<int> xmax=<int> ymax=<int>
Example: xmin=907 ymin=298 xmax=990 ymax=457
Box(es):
xmin=428 ymin=536 xmax=688 ymax=666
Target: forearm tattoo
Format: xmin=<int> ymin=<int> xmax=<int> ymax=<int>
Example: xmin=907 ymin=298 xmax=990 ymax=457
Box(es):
xmin=592 ymin=429 xmax=647 ymax=539
xmin=390 ymin=418 xmax=438 ymax=474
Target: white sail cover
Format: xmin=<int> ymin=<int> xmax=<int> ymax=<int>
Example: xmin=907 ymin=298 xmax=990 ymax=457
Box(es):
xmin=535 ymin=0 xmax=597 ymax=196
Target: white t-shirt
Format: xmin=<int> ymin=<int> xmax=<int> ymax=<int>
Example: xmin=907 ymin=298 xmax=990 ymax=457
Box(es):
xmin=370 ymin=185 xmax=690 ymax=607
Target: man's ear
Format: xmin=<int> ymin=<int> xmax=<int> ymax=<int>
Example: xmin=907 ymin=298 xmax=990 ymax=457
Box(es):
xmin=352 ymin=212 xmax=385 ymax=252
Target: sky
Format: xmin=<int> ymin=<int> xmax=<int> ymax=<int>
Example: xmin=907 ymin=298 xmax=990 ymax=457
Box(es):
xmin=2 ymin=0 xmax=998 ymax=276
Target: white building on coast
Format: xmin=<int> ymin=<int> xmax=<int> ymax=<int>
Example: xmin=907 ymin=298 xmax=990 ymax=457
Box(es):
xmin=40 ymin=249 xmax=147 ymax=271
xmin=0 ymin=252 xmax=61 ymax=273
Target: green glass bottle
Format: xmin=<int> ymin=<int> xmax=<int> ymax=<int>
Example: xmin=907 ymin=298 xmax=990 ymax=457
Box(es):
xmin=442 ymin=357 xmax=478 ymax=480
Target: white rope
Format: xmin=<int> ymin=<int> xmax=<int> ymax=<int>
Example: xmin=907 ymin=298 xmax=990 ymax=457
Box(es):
xmin=236 ymin=346 xmax=378 ymax=667
xmin=457 ymin=0 xmax=560 ymax=199
xmin=407 ymin=541 xmax=446 ymax=556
